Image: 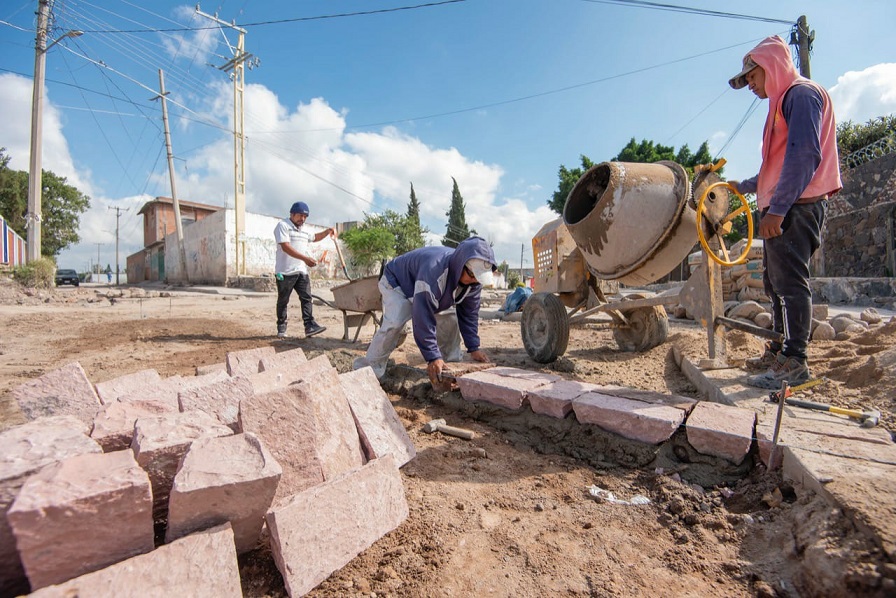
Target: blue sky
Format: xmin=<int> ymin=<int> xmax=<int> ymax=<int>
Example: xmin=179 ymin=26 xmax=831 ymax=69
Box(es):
xmin=1 ymin=0 xmax=895 ymax=273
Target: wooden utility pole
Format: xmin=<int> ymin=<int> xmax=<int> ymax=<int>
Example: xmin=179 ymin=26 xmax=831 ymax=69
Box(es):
xmin=795 ymin=15 xmax=814 ymax=78
xmin=152 ymin=69 xmax=189 ymax=283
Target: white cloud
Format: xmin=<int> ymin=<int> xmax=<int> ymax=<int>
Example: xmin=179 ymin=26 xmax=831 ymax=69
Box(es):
xmin=829 ymin=63 xmax=896 ymax=123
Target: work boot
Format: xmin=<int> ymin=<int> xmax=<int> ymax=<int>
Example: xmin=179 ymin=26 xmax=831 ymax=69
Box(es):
xmin=305 ymin=323 xmax=326 ymax=337
xmin=746 ymin=354 xmax=811 ymax=390
xmin=276 ymin=323 xmax=287 ymax=338
xmin=745 ymin=345 xmax=779 ymax=371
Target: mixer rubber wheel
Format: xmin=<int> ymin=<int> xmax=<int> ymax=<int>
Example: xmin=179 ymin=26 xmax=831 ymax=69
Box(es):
xmin=613 ymin=305 xmax=669 ymax=352
xmin=521 ymin=292 xmax=569 ymax=363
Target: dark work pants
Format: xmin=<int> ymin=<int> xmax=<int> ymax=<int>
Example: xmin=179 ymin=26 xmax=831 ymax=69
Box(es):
xmin=276 ymin=273 xmax=314 ymax=330
xmin=762 ymin=201 xmax=826 ymax=361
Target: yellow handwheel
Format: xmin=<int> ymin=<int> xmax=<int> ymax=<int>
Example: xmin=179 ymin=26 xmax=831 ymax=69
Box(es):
xmin=695 ymin=181 xmax=754 ymax=266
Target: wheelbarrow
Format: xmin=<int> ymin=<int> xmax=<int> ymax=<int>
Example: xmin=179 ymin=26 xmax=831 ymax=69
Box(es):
xmin=320 ymin=275 xmax=383 ymax=343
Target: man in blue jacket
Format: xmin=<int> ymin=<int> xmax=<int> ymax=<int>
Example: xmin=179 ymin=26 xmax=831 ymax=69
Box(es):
xmin=353 ymin=236 xmax=497 ymax=381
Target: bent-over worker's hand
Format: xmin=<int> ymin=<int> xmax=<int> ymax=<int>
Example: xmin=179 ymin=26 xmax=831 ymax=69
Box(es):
xmin=759 ymin=213 xmax=784 ymax=239
xmin=469 ymin=350 xmax=490 ymax=363
xmin=427 ymin=358 xmax=446 ymax=383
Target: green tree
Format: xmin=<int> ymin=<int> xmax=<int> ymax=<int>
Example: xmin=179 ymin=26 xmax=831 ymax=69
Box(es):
xmin=398 ymin=183 xmax=426 ymax=254
xmin=341 ymin=224 xmax=395 ymax=274
xmin=0 ymin=148 xmax=90 ymax=257
xmin=547 ymin=155 xmax=594 ymax=214
xmin=837 ymin=115 xmax=896 ymax=157
xmin=441 ymin=177 xmax=471 ymax=248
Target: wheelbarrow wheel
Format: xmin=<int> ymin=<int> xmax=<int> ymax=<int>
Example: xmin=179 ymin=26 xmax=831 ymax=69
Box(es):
xmin=613 ymin=305 xmax=669 ymax=352
xmin=521 ymin=292 xmax=569 ymax=363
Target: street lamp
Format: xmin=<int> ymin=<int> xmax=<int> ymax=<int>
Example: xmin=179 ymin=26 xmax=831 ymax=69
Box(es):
xmin=25 ymin=0 xmax=82 ymax=262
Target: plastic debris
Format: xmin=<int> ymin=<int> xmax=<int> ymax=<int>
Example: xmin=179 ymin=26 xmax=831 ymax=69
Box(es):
xmin=587 ymin=485 xmax=651 ymax=506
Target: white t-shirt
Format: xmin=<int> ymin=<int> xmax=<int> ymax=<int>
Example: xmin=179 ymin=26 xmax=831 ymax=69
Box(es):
xmin=274 ymin=218 xmax=313 ymax=275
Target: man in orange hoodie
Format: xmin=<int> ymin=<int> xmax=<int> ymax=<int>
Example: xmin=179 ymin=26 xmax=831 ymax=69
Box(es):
xmin=727 ymin=35 xmax=842 ymax=390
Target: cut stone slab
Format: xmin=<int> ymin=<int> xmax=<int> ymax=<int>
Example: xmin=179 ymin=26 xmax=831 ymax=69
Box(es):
xmin=572 ymin=391 xmax=685 ymax=445
xmin=527 ymin=379 xmax=600 ymax=419
xmin=266 ymin=454 xmax=408 ymax=597
xmin=166 ymin=433 xmax=281 ymax=553
xmin=131 ymin=410 xmax=234 ymax=522
xmin=684 ymin=402 xmax=756 ymax=465
xmin=338 ymin=366 xmax=416 ymax=467
xmin=239 ymin=386 xmax=325 ymax=503
xmin=595 ymin=384 xmax=699 ymax=412
xmin=259 ymin=347 xmax=307 ymax=372
xmin=0 ymin=416 xmax=102 ymax=596
xmin=225 ymin=346 xmax=277 ymax=377
xmin=457 ymin=367 xmax=562 ymax=410
xmin=246 ymin=354 xmax=332 ymax=395
xmin=783 ymin=446 xmax=896 ymax=561
xmin=91 ymin=398 xmax=179 ymax=452
xmin=26 ymin=523 xmax=242 ymax=598
xmin=94 ymin=369 xmax=162 ymax=404
xmin=195 ymin=362 xmax=227 ymax=376
xmin=750 ymin=396 xmax=896 ymax=469
xmin=7 ymin=450 xmax=154 ymax=590
xmin=178 ymin=375 xmax=254 ymax=431
xmin=10 ymin=362 xmax=101 ymax=427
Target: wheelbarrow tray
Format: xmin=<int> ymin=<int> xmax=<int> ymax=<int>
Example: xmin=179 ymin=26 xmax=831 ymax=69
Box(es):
xmin=330 ymin=275 xmax=382 ymax=312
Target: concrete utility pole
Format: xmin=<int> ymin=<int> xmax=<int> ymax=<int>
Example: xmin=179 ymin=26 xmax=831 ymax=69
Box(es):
xmin=152 ymin=69 xmax=189 ymax=283
xmin=195 ymin=5 xmax=260 ymax=279
xmin=94 ymin=242 xmax=102 ymax=277
xmin=108 ymin=206 xmax=127 ymax=285
xmin=793 ymin=15 xmax=814 ymax=78
xmin=25 ymin=0 xmax=82 ymax=262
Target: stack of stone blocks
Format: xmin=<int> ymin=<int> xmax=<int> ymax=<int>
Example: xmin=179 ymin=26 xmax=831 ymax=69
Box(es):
xmin=2 ymin=347 xmax=415 ymax=597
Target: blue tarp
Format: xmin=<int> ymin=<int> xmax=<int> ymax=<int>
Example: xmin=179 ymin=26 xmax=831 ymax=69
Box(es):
xmin=502 ymin=286 xmax=533 ymax=313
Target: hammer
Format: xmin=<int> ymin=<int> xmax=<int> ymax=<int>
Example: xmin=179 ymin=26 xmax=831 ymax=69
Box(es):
xmin=422 ymin=418 xmax=476 ymax=440
xmin=782 ymin=398 xmax=880 ymax=428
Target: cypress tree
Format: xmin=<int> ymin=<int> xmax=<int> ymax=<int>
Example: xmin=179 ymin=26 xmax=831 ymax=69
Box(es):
xmin=441 ymin=177 xmax=470 ymax=248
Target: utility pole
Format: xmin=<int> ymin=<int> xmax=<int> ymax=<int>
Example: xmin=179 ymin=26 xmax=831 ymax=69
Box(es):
xmin=519 ymin=244 xmax=524 ymax=284
xmin=196 ymin=5 xmax=259 ymax=279
xmin=25 ymin=0 xmax=82 ymax=263
xmin=793 ymin=15 xmax=814 ymax=78
xmin=94 ymin=242 xmax=102 ymax=280
xmin=152 ymin=69 xmax=189 ymax=283
xmin=108 ymin=206 xmax=127 ymax=285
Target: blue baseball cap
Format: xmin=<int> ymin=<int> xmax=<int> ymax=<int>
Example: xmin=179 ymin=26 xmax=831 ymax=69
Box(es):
xmin=290 ymin=201 xmax=310 ymax=215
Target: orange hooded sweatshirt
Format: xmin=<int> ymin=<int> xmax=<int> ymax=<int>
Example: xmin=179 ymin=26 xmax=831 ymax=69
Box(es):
xmin=747 ymin=36 xmax=841 ymax=213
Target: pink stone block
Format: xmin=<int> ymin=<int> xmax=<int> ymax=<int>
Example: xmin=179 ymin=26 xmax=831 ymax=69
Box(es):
xmin=91 ymin=398 xmax=179 ymax=452
xmin=266 ymin=454 xmax=408 ymax=597
xmin=239 ymin=387 xmax=325 ymax=502
xmin=0 ymin=417 xmax=102 ymax=596
xmin=596 ymin=384 xmax=699 ymax=411
xmin=26 ymin=523 xmax=242 ymax=598
xmin=685 ymin=402 xmax=756 ymax=465
xmin=8 ymin=450 xmax=154 ymax=590
xmin=11 ymin=362 xmax=102 ymax=427
xmin=572 ymin=391 xmax=685 ymax=445
xmin=131 ymin=410 xmax=234 ymax=522
xmin=246 ymin=354 xmax=332 ymax=395
xmin=457 ymin=367 xmax=562 ymax=410
xmin=166 ymin=433 xmax=281 ymax=554
xmin=527 ymin=379 xmax=600 ymax=418
xmin=94 ymin=369 xmax=161 ymax=404
xmin=225 ymin=346 xmax=277 ymax=377
xmin=178 ymin=375 xmax=254 ymax=431
xmin=195 ymin=362 xmax=227 ymax=376
xmin=259 ymin=347 xmax=307 ymax=372
xmin=338 ymin=367 xmax=417 ymax=467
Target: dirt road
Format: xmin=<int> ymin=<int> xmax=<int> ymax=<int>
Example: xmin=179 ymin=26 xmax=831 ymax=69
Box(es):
xmin=1 ymin=280 xmax=893 ymax=597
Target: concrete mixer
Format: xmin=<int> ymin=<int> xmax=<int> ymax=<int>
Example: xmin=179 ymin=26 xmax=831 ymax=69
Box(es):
xmin=521 ymin=159 xmax=779 ymax=365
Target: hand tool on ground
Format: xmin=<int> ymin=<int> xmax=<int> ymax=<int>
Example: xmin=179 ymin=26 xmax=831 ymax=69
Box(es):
xmin=393 ymin=364 xmax=459 ymax=392
xmin=769 ymin=382 xmax=880 ymax=428
xmin=422 ymin=418 xmax=476 ymax=440
xmin=332 ymin=230 xmax=352 ymax=280
xmin=767 ymin=377 xmax=828 ymax=403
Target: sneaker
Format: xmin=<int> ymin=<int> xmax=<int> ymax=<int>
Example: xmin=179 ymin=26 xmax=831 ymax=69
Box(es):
xmin=746 ymin=354 xmax=811 ymax=390
xmin=276 ymin=324 xmax=287 ymax=338
xmin=745 ymin=347 xmax=779 ymax=371
xmin=305 ymin=323 xmax=326 ymax=337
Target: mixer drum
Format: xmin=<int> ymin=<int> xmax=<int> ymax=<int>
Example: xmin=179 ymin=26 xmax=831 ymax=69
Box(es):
xmin=562 ymin=161 xmax=697 ymax=287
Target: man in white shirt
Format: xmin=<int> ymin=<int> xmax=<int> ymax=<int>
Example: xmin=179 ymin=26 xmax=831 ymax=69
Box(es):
xmin=274 ymin=201 xmax=334 ymax=338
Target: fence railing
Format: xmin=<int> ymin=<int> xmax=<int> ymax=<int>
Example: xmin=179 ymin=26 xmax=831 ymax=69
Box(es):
xmin=842 ymin=133 xmax=896 ymax=169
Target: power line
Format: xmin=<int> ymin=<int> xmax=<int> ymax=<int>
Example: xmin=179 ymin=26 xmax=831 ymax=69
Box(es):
xmin=578 ymin=0 xmax=793 ymax=25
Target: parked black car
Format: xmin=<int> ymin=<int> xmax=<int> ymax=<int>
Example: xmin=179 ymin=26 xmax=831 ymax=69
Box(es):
xmin=55 ymin=269 xmax=80 ymax=287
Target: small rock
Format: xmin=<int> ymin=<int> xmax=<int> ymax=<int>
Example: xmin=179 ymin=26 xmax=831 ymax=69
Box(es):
xmin=754 ymin=580 xmax=776 ymax=598
xmin=812 ymin=321 xmax=836 ymax=341
xmin=534 ymin=503 xmax=545 ymax=512
xmin=669 ymin=498 xmax=687 ymax=515
xmin=742 ymin=514 xmax=755 ymax=525
xmin=860 ymin=307 xmax=882 ymax=324
xmin=754 ymin=312 xmax=773 ymax=329
xmin=683 ymin=513 xmax=700 ymax=526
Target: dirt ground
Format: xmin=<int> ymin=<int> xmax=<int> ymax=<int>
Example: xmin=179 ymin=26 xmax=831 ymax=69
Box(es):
xmin=1 ymin=279 xmax=894 ymax=597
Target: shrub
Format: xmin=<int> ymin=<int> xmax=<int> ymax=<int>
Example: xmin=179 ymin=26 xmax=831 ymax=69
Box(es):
xmin=11 ymin=258 xmax=56 ymax=289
